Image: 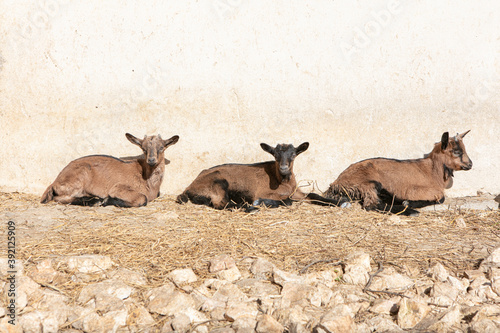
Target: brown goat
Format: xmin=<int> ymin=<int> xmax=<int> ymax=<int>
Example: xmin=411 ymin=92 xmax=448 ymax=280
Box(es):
xmin=41 ymin=133 xmax=179 ymax=207
xmin=324 ymin=131 xmax=472 ymax=215
xmin=177 ymin=142 xmax=342 ymax=211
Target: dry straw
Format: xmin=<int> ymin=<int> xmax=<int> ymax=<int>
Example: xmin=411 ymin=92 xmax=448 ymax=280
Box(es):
xmin=1 ymin=192 xmax=499 ymax=301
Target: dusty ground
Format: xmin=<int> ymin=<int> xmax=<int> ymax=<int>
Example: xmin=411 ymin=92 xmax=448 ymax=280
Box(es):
xmin=1 ymin=192 xmax=499 ymax=299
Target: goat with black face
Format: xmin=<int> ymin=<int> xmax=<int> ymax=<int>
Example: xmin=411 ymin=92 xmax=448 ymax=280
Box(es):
xmin=177 ymin=142 xmax=343 ymax=211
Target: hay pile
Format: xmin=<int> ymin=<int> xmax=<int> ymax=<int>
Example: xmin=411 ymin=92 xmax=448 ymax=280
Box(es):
xmin=1 ymin=191 xmax=499 ymax=302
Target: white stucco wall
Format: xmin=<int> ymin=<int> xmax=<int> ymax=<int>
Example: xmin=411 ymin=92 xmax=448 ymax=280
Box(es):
xmin=1 ymin=0 xmax=499 ymax=197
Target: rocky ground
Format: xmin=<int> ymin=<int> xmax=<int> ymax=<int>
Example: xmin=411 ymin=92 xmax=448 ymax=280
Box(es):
xmin=0 ymin=192 xmax=499 ymax=332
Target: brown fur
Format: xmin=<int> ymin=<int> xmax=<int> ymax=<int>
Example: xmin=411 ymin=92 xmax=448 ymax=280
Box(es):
xmin=177 ymin=143 xmax=310 ymax=210
xmin=325 ymin=131 xmax=472 ymax=214
xmin=41 ymin=133 xmax=179 ymax=207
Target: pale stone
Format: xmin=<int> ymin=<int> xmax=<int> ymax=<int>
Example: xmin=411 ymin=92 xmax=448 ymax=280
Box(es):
xmin=397 ymin=298 xmax=431 ymax=329
xmin=78 ymin=279 xmax=134 ymax=305
xmin=429 ymin=295 xmax=454 ymax=307
xmin=0 ymin=317 xmax=23 ymax=333
xmin=279 ymin=282 xmax=314 ymax=308
xmin=211 ymin=281 xmax=248 ymax=303
xmin=310 ymin=283 xmax=334 ymax=307
xmin=426 ymin=262 xmax=450 ymax=282
xmin=426 ymin=305 xmax=461 ymax=333
xmin=146 ymin=282 xmax=176 ymax=301
xmin=235 ymin=278 xmax=280 ymax=298
xmin=66 ymin=305 xmax=95 ymax=330
xmin=471 ymin=304 xmax=500 ymax=322
xmin=216 ymin=265 xmax=242 ymax=282
xmin=148 ymin=290 xmax=196 ymax=316
xmin=17 ymin=275 xmax=43 ymax=300
xmin=305 ymin=268 xmax=342 ymax=289
xmin=210 ymin=328 xmax=235 ymax=333
xmin=95 ymin=293 xmax=125 ymax=313
xmin=464 ymin=270 xmax=484 ymax=280
xmin=469 ymin=319 xmax=500 ymax=333
xmin=82 ymin=312 xmax=102 ymax=333
xmin=29 ymin=259 xmax=59 ymax=284
xmin=256 ymin=314 xmax=284 ymax=333
xmin=369 ymin=298 xmax=398 ymax=315
xmin=0 ymin=258 xmax=24 ymax=276
xmin=480 ymin=247 xmax=500 ymax=271
xmin=430 ymin=281 xmax=460 ymax=300
xmin=447 ymin=275 xmax=468 ymax=293
xmin=272 ymin=268 xmax=304 ymax=286
xmin=224 ymin=301 xmax=259 ymax=321
xmin=60 ymin=255 xmax=114 ymax=273
xmin=41 ymin=312 xmax=61 ymax=333
xmin=103 ymin=308 xmax=128 ymax=330
xmin=209 ymin=254 xmax=236 ymax=273
xmin=171 ymin=313 xmax=191 ymax=333
xmin=250 ymin=258 xmax=275 ymax=280
xmin=126 ymin=305 xmax=156 ymax=332
xmin=108 ymin=267 xmax=147 ymax=286
xmin=168 ymin=268 xmax=198 ymax=285
xmin=366 ymin=316 xmax=404 ymax=333
xmin=19 ymin=311 xmax=43 ymax=333
xmin=342 ymin=264 xmax=369 ymax=286
xmin=344 ymin=252 xmax=371 ymax=271
xmin=179 ymin=307 xmax=209 ymax=323
xmin=231 ymin=317 xmax=257 ymax=332
xmin=317 ymin=304 xmax=356 ymax=333
xmin=368 ymin=267 xmax=413 ymax=291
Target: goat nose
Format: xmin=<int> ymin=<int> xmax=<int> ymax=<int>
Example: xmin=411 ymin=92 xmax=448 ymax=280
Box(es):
xmin=147 ymin=158 xmax=157 ymax=166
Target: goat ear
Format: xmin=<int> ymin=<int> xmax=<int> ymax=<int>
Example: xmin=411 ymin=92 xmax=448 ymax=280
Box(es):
xmin=260 ymin=143 xmax=275 ymax=155
xmin=441 ymin=132 xmax=449 ymax=150
xmin=458 ymin=130 xmax=470 ymax=140
xmin=295 ymin=142 xmax=309 ymax=155
xmin=164 ymin=135 xmax=179 ymax=148
xmin=126 ymin=133 xmax=143 ymax=147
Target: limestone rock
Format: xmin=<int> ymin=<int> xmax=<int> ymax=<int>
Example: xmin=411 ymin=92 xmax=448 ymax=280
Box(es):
xmin=209 ymin=255 xmax=236 ymax=273
xmin=250 ymin=258 xmax=275 ymax=280
xmin=28 ymin=259 xmax=60 ymax=285
xmin=0 ymin=317 xmax=23 ymax=333
xmin=235 ymin=278 xmax=280 ymax=297
xmin=397 ymin=297 xmax=431 ymax=329
xmin=426 ymin=262 xmax=450 ymax=282
xmin=480 ymin=247 xmax=500 ymax=271
xmin=224 ymin=301 xmax=259 ymax=321
xmin=272 ymin=268 xmax=304 ymax=286
xmin=256 ymin=314 xmax=284 ymax=333
xmin=148 ymin=289 xmax=196 ymax=316
xmin=316 ymin=304 xmax=356 ymax=333
xmin=368 ymin=267 xmax=413 ymax=292
xmin=343 ymin=252 xmax=371 ymax=286
xmin=77 ymin=279 xmax=134 ymax=305
xmin=168 ymin=268 xmax=198 ymax=285
xmin=126 ymin=305 xmax=156 ymax=332
xmin=60 ymin=255 xmax=114 ymax=273
xmin=108 ymin=267 xmax=148 ymax=286
xmin=216 ymin=265 xmax=242 ymax=282
xmin=426 ymin=305 xmax=461 ymax=333
xmin=369 ymin=298 xmax=399 ymax=315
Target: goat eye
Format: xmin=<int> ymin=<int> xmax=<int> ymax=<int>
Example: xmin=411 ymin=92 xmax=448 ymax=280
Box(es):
xmin=453 ymin=150 xmax=462 ymax=156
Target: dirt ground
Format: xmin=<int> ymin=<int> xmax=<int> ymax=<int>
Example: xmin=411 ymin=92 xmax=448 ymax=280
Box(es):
xmin=1 ymin=192 xmax=499 ymax=296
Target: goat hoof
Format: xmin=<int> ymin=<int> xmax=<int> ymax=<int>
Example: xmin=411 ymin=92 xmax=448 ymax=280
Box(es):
xmin=252 ymin=199 xmax=261 ymax=206
xmin=245 ymin=206 xmax=260 ymax=213
xmin=340 ymin=202 xmax=351 ymax=208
